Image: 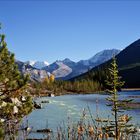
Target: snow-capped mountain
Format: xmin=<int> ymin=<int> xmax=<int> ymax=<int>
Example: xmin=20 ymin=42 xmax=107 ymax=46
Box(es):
xmin=16 ymin=60 xmax=49 ymax=81
xmin=78 ymin=49 xmax=120 ymax=67
xmin=17 ymin=49 xmax=120 ymax=80
xmin=43 ymin=49 xmax=120 ymax=79
xmin=25 ymin=61 xmax=49 ymax=69
xmin=64 ymin=49 xmax=120 ymax=79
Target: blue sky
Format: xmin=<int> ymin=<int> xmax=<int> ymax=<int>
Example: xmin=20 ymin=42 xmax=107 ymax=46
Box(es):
xmin=0 ymin=0 xmax=140 ymax=63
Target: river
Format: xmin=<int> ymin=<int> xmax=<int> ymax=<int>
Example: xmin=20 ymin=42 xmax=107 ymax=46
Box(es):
xmin=23 ymin=91 xmax=140 ymax=139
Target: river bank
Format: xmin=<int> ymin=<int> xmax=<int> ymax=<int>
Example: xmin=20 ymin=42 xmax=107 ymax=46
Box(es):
xmin=122 ymin=88 xmax=140 ymax=92
xmin=33 ymin=88 xmax=140 ymax=98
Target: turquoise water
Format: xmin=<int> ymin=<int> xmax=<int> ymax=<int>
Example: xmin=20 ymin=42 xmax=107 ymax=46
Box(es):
xmin=25 ymin=91 xmax=140 ymax=139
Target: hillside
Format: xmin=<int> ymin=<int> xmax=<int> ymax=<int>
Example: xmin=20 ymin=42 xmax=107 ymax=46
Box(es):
xmin=71 ymin=39 xmax=140 ymax=88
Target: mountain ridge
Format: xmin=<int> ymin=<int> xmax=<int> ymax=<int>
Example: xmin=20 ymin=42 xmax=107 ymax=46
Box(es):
xmin=71 ymin=39 xmax=140 ymax=88
xmin=16 ymin=49 xmax=120 ymax=81
xmin=42 ymin=49 xmax=120 ymax=79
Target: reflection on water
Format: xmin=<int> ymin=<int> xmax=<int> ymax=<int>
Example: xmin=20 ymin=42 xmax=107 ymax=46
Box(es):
xmin=24 ymin=91 xmax=140 ymax=139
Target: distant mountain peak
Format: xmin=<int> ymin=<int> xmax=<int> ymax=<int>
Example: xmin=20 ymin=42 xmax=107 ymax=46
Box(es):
xmin=78 ymin=49 xmax=120 ymax=67
xmin=89 ymin=49 xmax=120 ymax=60
xmin=25 ymin=61 xmax=49 ymax=69
xmin=26 ymin=60 xmax=36 ymax=66
xmin=62 ymin=58 xmax=75 ymax=64
xmin=63 ymin=58 xmax=72 ymax=62
xmin=44 ymin=61 xmax=49 ymax=66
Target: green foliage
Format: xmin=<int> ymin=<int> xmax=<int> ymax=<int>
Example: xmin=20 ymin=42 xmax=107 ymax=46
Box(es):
xmin=106 ymin=57 xmax=124 ymax=91
xmin=0 ymin=35 xmax=29 ymax=98
xmin=71 ymin=65 xmax=109 ymax=91
xmin=32 ymin=78 xmax=102 ymax=96
xmin=18 ymin=96 xmax=33 ymax=117
xmin=63 ymin=80 xmax=101 ymax=93
xmin=0 ymin=28 xmax=33 ymax=138
xmin=0 ymin=127 xmax=4 ymax=138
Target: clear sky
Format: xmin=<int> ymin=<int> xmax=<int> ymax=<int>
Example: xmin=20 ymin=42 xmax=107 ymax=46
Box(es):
xmin=0 ymin=0 xmax=140 ymax=63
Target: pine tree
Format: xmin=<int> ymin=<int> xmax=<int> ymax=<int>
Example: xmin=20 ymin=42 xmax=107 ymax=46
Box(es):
xmin=0 ymin=26 xmax=33 ymax=138
xmin=105 ymin=56 xmax=133 ymax=139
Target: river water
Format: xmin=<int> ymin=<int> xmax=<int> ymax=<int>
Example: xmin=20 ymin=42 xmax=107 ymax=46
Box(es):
xmin=24 ymin=91 xmax=140 ymax=139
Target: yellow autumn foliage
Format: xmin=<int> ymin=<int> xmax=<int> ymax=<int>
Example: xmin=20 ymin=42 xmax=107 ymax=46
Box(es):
xmin=50 ymin=74 xmax=55 ymax=82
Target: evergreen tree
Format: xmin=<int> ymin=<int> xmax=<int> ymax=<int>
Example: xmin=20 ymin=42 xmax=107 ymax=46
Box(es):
xmin=0 ymin=26 xmax=33 ymax=138
xmin=105 ymin=56 xmax=133 ymax=139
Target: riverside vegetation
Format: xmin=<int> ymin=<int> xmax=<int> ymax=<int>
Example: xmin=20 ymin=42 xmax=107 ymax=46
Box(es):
xmin=0 ymin=26 xmax=139 ymax=139
xmin=32 ymin=78 xmax=102 ymax=96
xmin=31 ymin=66 xmax=105 ymax=96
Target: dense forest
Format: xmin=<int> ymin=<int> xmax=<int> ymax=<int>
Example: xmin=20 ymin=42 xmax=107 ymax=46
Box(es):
xmin=32 ymin=77 xmax=102 ymax=96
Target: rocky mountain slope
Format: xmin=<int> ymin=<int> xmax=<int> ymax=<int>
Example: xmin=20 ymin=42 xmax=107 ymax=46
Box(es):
xmin=18 ymin=49 xmax=120 ymax=80
xmin=42 ymin=49 xmax=120 ymax=79
xmin=16 ymin=60 xmax=49 ymax=81
xmin=44 ymin=61 xmax=72 ymax=78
